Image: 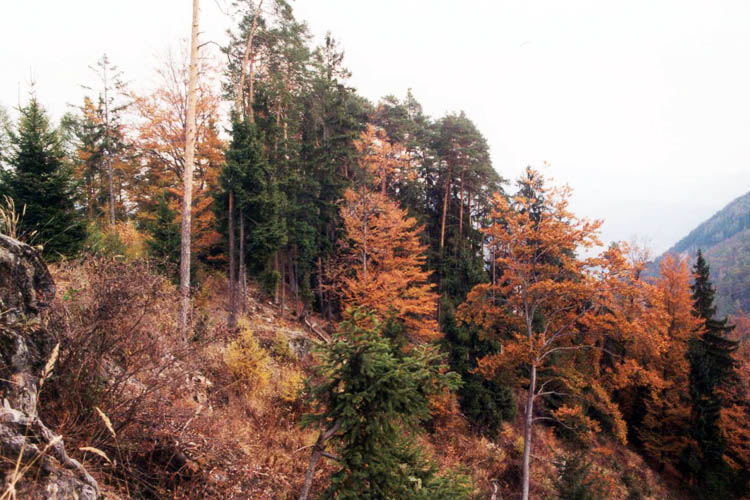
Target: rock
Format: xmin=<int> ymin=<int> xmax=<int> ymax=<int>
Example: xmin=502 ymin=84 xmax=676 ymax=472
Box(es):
xmin=0 ymin=235 xmax=101 ymax=499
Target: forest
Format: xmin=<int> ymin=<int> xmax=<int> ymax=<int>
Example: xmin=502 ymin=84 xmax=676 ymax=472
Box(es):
xmin=0 ymin=1 xmax=748 ymax=499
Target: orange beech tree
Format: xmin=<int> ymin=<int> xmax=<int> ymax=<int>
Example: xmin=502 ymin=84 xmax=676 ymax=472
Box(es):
xmin=130 ymin=49 xmax=224 ymax=263
xmin=338 ymin=188 xmax=438 ymax=342
xmin=457 ymin=168 xmax=626 ymax=500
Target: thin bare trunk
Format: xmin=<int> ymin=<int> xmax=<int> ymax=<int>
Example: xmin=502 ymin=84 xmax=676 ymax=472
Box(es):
xmin=280 ymin=252 xmax=286 ymax=315
xmin=521 ymin=362 xmax=536 ymax=500
xmin=234 ymin=0 xmax=264 ymax=121
xmin=458 ymin=174 xmax=464 ymax=237
xmin=178 ymin=0 xmax=200 ymax=339
xmin=102 ymin=61 xmax=116 ymax=227
xmin=274 ymin=252 xmax=280 ymax=305
xmin=440 ymin=178 xmax=451 ymax=250
xmin=298 ymin=422 xmax=339 ymax=500
xmin=316 ymin=257 xmax=325 ymax=313
xmin=239 ymin=207 xmax=247 ymax=314
xmin=228 ymin=191 xmax=237 ymax=329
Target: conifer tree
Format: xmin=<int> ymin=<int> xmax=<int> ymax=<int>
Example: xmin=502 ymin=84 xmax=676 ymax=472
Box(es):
xmin=684 ymin=250 xmax=740 ymax=499
xmin=0 ymin=97 xmax=85 ymax=256
xmin=299 ymin=311 xmax=470 ymax=500
xmin=145 ymin=194 xmax=181 ymax=278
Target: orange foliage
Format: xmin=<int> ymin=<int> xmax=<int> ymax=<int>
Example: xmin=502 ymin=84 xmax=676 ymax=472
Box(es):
xmin=130 ymin=49 xmax=225 ymax=261
xmin=338 ymin=188 xmax=438 ymax=341
xmin=353 ymin=124 xmax=411 ymax=195
xmin=459 ymin=168 xmax=627 ymax=446
xmin=637 ymin=254 xmax=699 ymax=467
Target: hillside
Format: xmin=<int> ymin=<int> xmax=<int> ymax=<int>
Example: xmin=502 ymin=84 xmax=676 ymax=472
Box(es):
xmin=662 ymin=190 xmax=750 ymax=315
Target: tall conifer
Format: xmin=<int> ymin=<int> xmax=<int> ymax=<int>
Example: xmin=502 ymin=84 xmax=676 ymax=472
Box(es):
xmin=685 ymin=250 xmax=740 ymax=499
xmin=1 ymin=98 xmax=84 ymax=256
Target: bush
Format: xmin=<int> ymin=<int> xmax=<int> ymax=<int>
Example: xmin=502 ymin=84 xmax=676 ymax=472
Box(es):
xmin=224 ymin=319 xmax=271 ymax=391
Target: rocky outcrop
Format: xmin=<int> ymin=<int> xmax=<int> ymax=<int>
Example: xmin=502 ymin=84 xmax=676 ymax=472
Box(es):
xmin=0 ymin=234 xmax=100 ymax=499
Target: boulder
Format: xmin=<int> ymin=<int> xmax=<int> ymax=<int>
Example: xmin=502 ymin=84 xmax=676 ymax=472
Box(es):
xmin=0 ymin=234 xmax=100 ymax=499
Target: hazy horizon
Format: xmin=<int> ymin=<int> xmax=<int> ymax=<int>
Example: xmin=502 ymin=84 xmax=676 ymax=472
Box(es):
xmin=3 ymin=0 xmax=750 ymax=254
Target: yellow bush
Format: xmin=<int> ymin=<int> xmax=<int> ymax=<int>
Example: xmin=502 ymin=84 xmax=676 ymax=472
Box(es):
xmin=277 ymin=365 xmax=305 ymax=404
xmin=225 ymin=322 xmax=271 ymax=392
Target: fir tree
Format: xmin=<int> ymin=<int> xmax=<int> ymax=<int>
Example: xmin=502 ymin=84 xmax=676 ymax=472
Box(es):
xmin=144 ymin=194 xmax=181 ymax=279
xmin=0 ymin=97 xmax=85 ymax=256
xmin=684 ymin=250 xmax=740 ymax=499
xmin=299 ymin=311 xmax=470 ymax=500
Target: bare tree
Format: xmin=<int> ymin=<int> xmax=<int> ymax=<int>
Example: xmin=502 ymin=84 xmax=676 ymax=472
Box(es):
xmin=178 ymin=0 xmax=201 ymax=337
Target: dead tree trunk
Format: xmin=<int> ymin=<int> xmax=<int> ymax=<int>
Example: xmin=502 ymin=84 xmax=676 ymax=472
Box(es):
xmin=239 ymin=207 xmax=247 ymax=314
xmin=298 ymin=422 xmax=340 ymax=500
xmin=228 ymin=191 xmax=237 ymax=329
xmin=178 ymin=0 xmax=200 ymax=338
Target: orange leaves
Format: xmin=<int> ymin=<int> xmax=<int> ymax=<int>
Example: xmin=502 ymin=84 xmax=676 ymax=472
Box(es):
xmin=353 ymin=124 xmax=410 ymax=195
xmin=130 ymin=51 xmax=225 ymax=261
xmin=338 ymin=187 xmax=438 ymax=341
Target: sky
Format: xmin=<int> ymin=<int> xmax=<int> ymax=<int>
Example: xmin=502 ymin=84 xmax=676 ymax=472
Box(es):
xmin=2 ymin=0 xmax=750 ymax=254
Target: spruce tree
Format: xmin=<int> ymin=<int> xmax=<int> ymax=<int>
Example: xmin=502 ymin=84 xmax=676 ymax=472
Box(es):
xmin=144 ymin=194 xmax=181 ymax=279
xmin=299 ymin=311 xmax=470 ymax=500
xmin=0 ymin=98 xmax=85 ymax=256
xmin=684 ymin=250 xmax=740 ymax=499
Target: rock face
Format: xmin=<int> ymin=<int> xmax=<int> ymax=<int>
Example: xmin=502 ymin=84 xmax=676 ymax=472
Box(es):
xmin=0 ymin=235 xmax=100 ymax=499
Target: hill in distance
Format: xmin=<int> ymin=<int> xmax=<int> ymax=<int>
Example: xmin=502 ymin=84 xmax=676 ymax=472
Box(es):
xmin=659 ymin=189 xmax=750 ymax=316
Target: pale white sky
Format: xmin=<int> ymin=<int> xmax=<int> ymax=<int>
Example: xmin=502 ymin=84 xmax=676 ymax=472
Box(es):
xmin=2 ymin=0 xmax=750 ymax=254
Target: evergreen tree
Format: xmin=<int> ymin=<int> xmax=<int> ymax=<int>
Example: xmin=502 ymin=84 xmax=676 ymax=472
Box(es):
xmin=684 ymin=250 xmax=741 ymax=499
xmin=144 ymin=194 xmax=181 ymax=278
xmin=0 ymin=97 xmax=85 ymax=256
xmin=299 ymin=311 xmax=470 ymax=500
xmin=552 ymin=453 xmax=608 ymax=500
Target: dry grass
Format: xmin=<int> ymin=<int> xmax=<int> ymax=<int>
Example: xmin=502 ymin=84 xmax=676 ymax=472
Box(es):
xmin=3 ymin=254 xmax=684 ymax=499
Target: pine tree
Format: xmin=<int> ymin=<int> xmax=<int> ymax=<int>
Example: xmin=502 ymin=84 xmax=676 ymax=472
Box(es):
xmin=684 ymin=250 xmax=740 ymax=499
xmin=0 ymin=97 xmax=85 ymax=257
xmin=298 ymin=311 xmax=470 ymax=500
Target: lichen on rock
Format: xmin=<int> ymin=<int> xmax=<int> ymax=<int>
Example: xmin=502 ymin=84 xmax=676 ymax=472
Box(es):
xmin=0 ymin=234 xmax=100 ymax=499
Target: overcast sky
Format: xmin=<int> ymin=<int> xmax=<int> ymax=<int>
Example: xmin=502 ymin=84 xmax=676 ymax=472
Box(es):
xmin=3 ymin=0 xmax=750 ymax=254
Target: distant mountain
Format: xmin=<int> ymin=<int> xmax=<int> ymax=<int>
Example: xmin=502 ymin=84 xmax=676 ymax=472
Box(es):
xmin=659 ymin=190 xmax=750 ymax=316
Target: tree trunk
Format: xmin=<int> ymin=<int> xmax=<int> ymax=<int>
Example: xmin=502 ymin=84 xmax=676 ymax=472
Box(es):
xmin=458 ymin=174 xmax=464 ymax=237
xmin=521 ymin=362 xmax=537 ymax=500
xmin=274 ymin=252 xmax=280 ymax=305
xmin=361 ymin=185 xmax=368 ymax=281
xmin=239 ymin=207 xmax=247 ymax=314
xmin=234 ymin=0 xmax=264 ymax=121
xmin=298 ymin=422 xmax=339 ymax=500
xmin=316 ymin=257 xmax=325 ymax=315
xmin=440 ymin=178 xmax=451 ymax=250
xmin=178 ymin=0 xmax=200 ymax=339
xmin=103 ymin=61 xmax=116 ymax=227
xmin=228 ymin=191 xmax=237 ymax=329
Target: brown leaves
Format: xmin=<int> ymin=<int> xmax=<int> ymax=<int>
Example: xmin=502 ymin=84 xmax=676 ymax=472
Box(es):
xmin=338 ymin=188 xmax=438 ymax=341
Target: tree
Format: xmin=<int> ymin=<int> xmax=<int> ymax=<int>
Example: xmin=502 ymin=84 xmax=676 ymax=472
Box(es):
xmin=178 ymin=0 xmax=201 ymax=336
xmin=684 ymin=250 xmax=741 ymax=499
xmin=130 ymin=48 xmax=224 ymax=266
xmin=637 ymin=254 xmax=699 ymax=469
xmin=458 ymin=168 xmax=622 ymax=500
xmin=338 ymin=188 xmax=438 ymax=342
xmin=298 ymin=311 xmax=470 ymax=500
xmin=0 ymin=97 xmax=85 ymax=257
xmin=144 ymin=194 xmax=181 ymax=277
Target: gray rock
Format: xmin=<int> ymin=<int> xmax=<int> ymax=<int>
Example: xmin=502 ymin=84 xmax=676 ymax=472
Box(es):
xmin=0 ymin=235 xmax=100 ymax=499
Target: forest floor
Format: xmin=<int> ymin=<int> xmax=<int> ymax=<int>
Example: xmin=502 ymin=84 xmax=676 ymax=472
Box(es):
xmin=40 ymin=258 xmax=683 ymax=500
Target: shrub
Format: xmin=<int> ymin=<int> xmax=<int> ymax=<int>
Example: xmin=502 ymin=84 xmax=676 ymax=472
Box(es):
xmin=224 ymin=319 xmax=271 ymax=391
